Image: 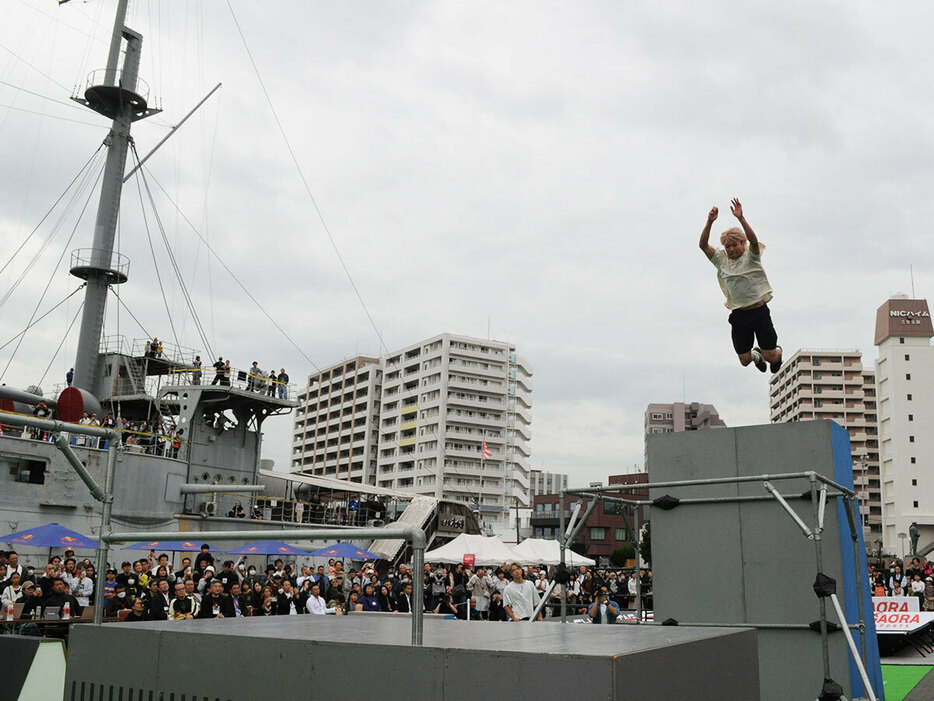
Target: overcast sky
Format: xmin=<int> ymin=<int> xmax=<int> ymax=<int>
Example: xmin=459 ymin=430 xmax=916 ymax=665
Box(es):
xmin=0 ymin=1 xmax=931 ymax=488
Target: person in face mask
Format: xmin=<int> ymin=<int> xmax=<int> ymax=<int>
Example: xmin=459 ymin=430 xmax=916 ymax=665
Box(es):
xmin=241 ymin=565 xmax=260 ymax=593
xmin=104 ymin=583 xmax=130 ymax=617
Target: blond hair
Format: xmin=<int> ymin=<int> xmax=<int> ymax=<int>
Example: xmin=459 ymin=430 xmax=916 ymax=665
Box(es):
xmin=720 ymin=227 xmax=746 ymax=246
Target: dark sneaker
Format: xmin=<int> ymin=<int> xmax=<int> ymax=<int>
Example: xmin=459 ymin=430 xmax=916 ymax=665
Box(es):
xmin=751 ymin=348 xmax=767 ymax=373
xmin=769 ymin=346 xmax=783 ymax=374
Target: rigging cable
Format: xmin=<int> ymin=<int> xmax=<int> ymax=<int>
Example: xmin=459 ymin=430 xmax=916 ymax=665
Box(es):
xmin=0 ymin=144 xmax=103 ymax=286
xmin=0 ymin=158 xmax=105 ymax=383
xmin=0 ymin=147 xmax=104 ymax=308
xmin=110 ymin=287 xmax=151 ymax=340
xmin=226 ymin=0 xmax=390 ymax=359
xmin=132 ymin=142 xmax=214 ymax=359
xmin=144 ymin=170 xmax=321 ymax=374
xmin=131 ymin=145 xmax=182 ymax=351
xmin=37 ymin=300 xmax=84 ymax=387
xmin=0 ymin=284 xmax=85 ymax=354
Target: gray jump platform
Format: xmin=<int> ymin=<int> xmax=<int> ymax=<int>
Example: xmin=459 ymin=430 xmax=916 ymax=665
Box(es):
xmin=65 ymin=616 xmax=759 ymax=700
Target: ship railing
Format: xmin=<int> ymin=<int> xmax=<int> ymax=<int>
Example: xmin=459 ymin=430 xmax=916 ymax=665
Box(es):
xmin=83 ymin=68 xmax=151 ymax=103
xmin=99 ymin=334 xmax=132 ymax=355
xmin=0 ymin=409 xmax=186 ymax=460
xmin=191 ymin=492 xmax=397 ymax=527
xmin=130 ymin=337 xmax=201 ymax=365
xmin=163 ymin=365 xmax=297 ymax=400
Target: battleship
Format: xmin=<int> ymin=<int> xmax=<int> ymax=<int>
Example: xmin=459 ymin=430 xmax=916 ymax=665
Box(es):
xmin=0 ymin=0 xmax=478 ymax=565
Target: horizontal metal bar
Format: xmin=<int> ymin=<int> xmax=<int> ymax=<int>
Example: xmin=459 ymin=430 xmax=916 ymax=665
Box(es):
xmin=663 ymin=493 xmax=845 ymax=506
xmin=0 ymin=411 xmax=120 ymax=440
xmin=641 ymin=621 xmax=859 ymax=630
xmin=563 ymin=471 xmax=855 ymax=498
xmin=179 ymin=484 xmax=265 ymax=494
xmin=105 ymin=527 xmax=425 ymax=547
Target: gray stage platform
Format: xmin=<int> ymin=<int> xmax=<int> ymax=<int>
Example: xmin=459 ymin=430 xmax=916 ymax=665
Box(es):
xmin=65 ymin=616 xmax=759 ymax=700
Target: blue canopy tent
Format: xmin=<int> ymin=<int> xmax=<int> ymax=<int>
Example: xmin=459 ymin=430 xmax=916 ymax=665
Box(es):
xmin=121 ymin=540 xmax=208 ymax=552
xmin=307 ymin=542 xmax=381 ymax=560
xmin=226 ymin=541 xmax=308 ymax=556
xmin=1 ymin=523 xmax=97 ymax=549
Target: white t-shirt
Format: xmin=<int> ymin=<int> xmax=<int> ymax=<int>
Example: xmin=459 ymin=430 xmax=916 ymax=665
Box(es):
xmin=305 ymin=595 xmax=335 ymax=615
xmin=710 ymin=246 xmax=773 ymax=310
xmin=503 ymin=579 xmax=539 ymax=620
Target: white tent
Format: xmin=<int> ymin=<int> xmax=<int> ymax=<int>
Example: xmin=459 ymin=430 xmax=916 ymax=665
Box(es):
xmin=512 ymin=538 xmax=596 ymax=567
xmin=424 ymin=533 xmax=521 ymax=566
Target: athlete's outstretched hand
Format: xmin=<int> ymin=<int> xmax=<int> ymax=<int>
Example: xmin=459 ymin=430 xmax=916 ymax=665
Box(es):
xmin=730 ymin=198 xmax=743 ymax=219
xmin=707 ymin=206 xmax=719 ymax=223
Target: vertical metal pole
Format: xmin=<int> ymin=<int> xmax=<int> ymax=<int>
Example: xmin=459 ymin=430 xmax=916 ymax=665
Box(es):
xmin=809 ymin=474 xmax=831 ymax=680
xmin=559 ymin=492 xmax=567 ymax=623
xmin=103 ymin=0 xmax=129 ymax=87
xmin=93 ymin=443 xmax=118 ymax=625
xmin=412 ymin=541 xmax=425 ymax=646
xmin=829 ymin=593 xmax=878 ymax=701
xmin=843 ymin=496 xmax=870 ymax=674
xmin=633 ymin=503 xmax=643 ymax=622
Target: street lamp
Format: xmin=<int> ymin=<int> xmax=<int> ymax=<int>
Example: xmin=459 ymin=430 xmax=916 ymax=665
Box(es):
xmin=898 ymin=532 xmax=907 ymax=560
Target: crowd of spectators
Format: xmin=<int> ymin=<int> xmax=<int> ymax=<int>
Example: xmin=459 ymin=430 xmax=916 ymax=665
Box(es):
xmin=870 ymin=557 xmax=934 ymax=610
xmin=0 ymin=545 xmax=653 ymax=634
xmin=0 ymin=400 xmax=186 ymax=459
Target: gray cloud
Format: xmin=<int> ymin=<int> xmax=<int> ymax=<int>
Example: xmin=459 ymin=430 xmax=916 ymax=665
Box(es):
xmin=0 ymin=1 xmax=930 ymax=487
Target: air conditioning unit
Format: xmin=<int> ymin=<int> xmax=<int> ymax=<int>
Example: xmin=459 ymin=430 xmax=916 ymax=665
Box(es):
xmin=367 ymin=519 xmax=386 ymax=528
xmin=200 ymin=501 xmax=217 ymax=516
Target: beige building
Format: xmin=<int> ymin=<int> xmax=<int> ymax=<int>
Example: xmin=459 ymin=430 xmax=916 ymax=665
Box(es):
xmin=769 ymin=350 xmax=880 ymax=537
xmin=874 ymin=296 xmax=934 ymax=553
xmin=644 ymin=402 xmax=726 ymax=468
xmin=291 ymin=334 xmax=533 ymax=535
xmin=291 ymin=357 xmax=382 ymax=484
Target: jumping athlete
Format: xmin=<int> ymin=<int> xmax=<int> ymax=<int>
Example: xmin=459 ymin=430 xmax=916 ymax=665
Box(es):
xmin=699 ymin=198 xmax=782 ymax=373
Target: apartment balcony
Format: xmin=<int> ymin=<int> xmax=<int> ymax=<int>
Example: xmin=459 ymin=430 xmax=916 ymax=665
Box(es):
xmin=400 ymin=420 xmax=417 ymax=432
xmin=449 ymin=345 xmax=507 ymax=363
xmin=400 ymin=404 xmax=418 ymax=417
xmin=398 ymin=437 xmax=416 ymax=448
xmin=446 ymin=411 xmax=504 ymax=427
xmin=447 ymin=394 xmax=505 ymax=411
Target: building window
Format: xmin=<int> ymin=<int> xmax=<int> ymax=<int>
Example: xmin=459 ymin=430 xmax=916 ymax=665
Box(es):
xmin=615 ymin=528 xmax=628 ymax=541
xmin=908 ymin=394 xmax=913 ymax=401
xmin=589 ymin=527 xmax=606 ymax=540
xmin=913 ymin=501 xmax=919 ymax=508
xmin=912 ymin=479 xmax=918 ymax=486
xmin=906 ymin=374 xmax=911 ymax=380
xmin=911 ymin=457 xmax=917 ymax=464
xmin=651 ymin=413 xmax=663 ymax=420
xmin=910 ymin=436 xmax=915 ymax=443
xmin=905 ymin=354 xmax=910 ymax=361
xmin=900 ymin=337 xmax=905 ymax=344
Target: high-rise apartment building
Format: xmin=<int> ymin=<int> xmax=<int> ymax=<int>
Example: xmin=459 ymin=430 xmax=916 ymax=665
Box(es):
xmin=291 ymin=357 xmax=382 ymax=484
xmin=874 ymin=295 xmax=934 ymax=553
xmin=644 ymin=402 xmax=726 ymax=468
xmin=291 ymin=334 xmax=533 ymax=533
xmin=769 ymin=350 xmax=880 ymax=536
xmin=529 ymin=469 xmax=568 ymax=497
xmin=376 ymin=333 xmax=532 ymax=531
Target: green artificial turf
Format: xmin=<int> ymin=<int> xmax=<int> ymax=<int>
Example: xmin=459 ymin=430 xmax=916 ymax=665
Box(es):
xmin=881 ymin=665 xmax=932 ymax=701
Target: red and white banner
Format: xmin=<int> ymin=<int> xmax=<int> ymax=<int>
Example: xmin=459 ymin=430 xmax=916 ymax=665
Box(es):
xmin=482 ymin=440 xmax=492 ymax=460
xmin=872 ymin=596 xmax=931 ymax=632
xmin=463 ymin=553 xmax=475 ymax=568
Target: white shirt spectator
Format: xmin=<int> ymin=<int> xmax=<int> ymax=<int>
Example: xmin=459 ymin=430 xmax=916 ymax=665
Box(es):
xmin=72 ymin=575 xmax=94 ymax=607
xmin=503 ymin=579 xmax=539 ymax=621
xmin=305 ymin=595 xmax=335 ymax=615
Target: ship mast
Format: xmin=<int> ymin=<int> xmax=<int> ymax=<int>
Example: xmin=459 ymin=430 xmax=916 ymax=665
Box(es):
xmin=69 ymin=0 xmax=159 ymax=391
